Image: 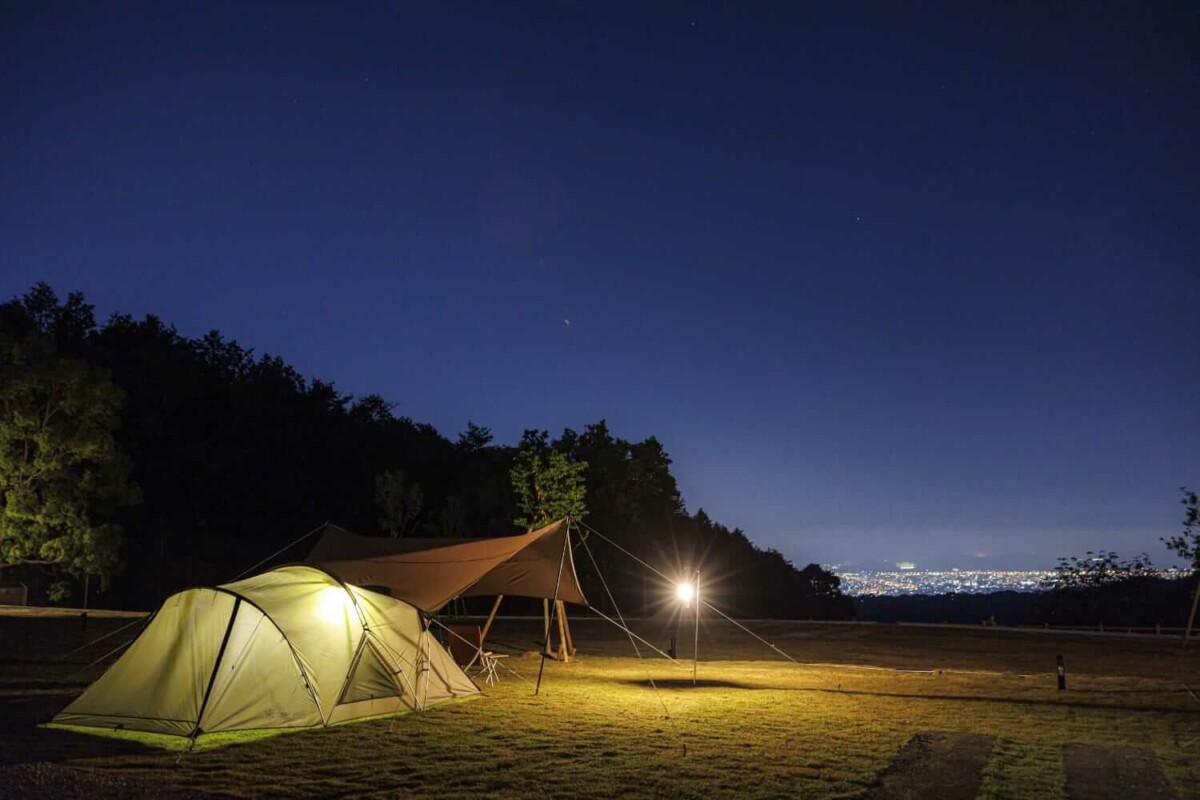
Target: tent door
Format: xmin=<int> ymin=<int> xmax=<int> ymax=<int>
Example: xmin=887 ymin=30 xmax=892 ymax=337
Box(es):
xmin=337 ymin=638 xmax=405 ymax=705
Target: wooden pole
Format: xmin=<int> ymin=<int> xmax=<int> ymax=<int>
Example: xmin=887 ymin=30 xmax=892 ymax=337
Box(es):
xmin=1183 ymin=575 xmax=1200 ymax=649
xmin=543 ymin=599 xmax=551 ymax=656
xmin=480 ymin=595 xmax=504 ymax=649
xmin=558 ymin=600 xmax=576 ymax=656
xmin=555 ymin=599 xmax=570 ymax=663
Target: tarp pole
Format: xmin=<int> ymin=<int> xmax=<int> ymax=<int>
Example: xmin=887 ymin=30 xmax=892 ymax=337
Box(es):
xmin=480 ymin=595 xmax=504 ymax=650
xmin=542 ymin=600 xmax=551 ymax=656
xmin=555 ymin=599 xmax=570 ymax=663
xmin=558 ymin=599 xmax=575 ymax=656
xmin=535 ymin=518 xmax=571 ymax=695
xmin=692 ymin=569 xmax=700 ymax=685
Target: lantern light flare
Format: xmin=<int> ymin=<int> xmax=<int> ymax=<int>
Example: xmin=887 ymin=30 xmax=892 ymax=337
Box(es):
xmin=675 ymin=581 xmax=695 ymax=603
xmin=317 ymin=586 xmax=351 ymax=623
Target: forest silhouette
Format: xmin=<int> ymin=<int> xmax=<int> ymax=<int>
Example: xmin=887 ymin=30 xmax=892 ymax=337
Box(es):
xmin=0 ymin=284 xmax=853 ymax=618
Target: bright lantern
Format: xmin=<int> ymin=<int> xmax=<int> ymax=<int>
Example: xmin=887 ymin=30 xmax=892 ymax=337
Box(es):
xmin=317 ymin=587 xmax=351 ymax=623
xmin=675 ymin=582 xmax=695 ymax=603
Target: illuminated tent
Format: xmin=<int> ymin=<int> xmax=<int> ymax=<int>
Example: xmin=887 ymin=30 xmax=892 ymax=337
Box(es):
xmin=305 ymin=518 xmax=587 ymax=612
xmin=53 ymin=565 xmax=478 ymax=739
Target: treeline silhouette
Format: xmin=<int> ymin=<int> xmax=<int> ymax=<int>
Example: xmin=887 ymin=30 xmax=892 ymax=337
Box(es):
xmin=1 ymin=284 xmax=852 ymax=619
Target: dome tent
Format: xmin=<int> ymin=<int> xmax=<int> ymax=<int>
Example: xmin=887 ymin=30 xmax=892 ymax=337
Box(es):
xmin=54 ymin=565 xmax=479 ymax=739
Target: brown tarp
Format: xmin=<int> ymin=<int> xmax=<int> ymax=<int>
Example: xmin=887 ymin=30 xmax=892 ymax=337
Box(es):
xmin=305 ymin=518 xmax=587 ymax=612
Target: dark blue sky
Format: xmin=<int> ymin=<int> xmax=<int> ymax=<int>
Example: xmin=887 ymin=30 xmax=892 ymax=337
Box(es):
xmin=4 ymin=3 xmax=1197 ymax=568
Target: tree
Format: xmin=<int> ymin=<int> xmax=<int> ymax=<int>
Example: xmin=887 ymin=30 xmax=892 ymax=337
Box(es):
xmin=456 ymin=421 xmax=493 ymax=452
xmin=1163 ymin=487 xmax=1199 ymax=572
xmin=510 ymin=430 xmax=587 ymax=530
xmin=435 ymin=495 xmax=467 ymax=538
xmin=1045 ymin=550 xmax=1157 ymax=592
xmin=0 ymin=282 xmax=95 ymax=355
xmin=799 ymin=563 xmax=844 ymax=597
xmin=375 ymin=469 xmax=423 ymax=537
xmin=1164 ymin=487 xmax=1200 ymax=646
xmin=1040 ymin=549 xmax=1166 ymax=628
xmin=0 ymin=336 xmax=140 ymax=599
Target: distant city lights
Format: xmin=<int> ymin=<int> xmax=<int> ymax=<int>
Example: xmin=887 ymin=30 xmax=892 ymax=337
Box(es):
xmin=836 ymin=568 xmax=1190 ymax=596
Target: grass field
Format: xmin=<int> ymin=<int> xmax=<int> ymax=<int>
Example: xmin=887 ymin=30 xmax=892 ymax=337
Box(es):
xmin=2 ymin=613 xmax=1199 ymax=798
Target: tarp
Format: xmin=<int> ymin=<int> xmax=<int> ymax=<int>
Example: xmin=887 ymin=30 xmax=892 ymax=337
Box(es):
xmin=306 ymin=518 xmax=587 ymax=612
xmin=54 ymin=565 xmax=478 ymax=738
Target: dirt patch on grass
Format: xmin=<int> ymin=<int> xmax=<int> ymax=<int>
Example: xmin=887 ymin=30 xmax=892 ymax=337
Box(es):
xmin=1063 ymin=743 xmax=1178 ymax=800
xmin=861 ymin=731 xmax=996 ymax=800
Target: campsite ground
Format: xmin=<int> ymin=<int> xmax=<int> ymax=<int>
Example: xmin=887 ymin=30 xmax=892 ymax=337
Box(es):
xmin=2 ymin=611 xmax=1198 ymax=799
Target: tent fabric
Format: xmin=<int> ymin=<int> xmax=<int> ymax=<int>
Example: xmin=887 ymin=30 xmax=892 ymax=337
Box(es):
xmin=305 ymin=518 xmax=587 ymax=612
xmin=54 ymin=565 xmax=478 ymax=738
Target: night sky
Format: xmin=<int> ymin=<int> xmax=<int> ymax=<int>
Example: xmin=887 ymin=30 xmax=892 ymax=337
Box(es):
xmin=4 ymin=3 xmax=1197 ymax=569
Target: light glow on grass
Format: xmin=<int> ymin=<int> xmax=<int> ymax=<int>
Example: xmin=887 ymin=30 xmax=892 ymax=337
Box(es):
xmin=40 ymin=696 xmax=481 ymax=752
xmin=41 ymin=723 xmax=299 ymax=751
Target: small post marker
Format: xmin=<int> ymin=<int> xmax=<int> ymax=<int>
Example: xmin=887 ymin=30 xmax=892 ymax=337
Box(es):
xmin=1056 ymin=654 xmax=1066 ymax=691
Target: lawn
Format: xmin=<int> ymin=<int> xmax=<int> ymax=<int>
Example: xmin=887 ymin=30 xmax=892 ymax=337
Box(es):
xmin=2 ymin=613 xmax=1199 ymax=798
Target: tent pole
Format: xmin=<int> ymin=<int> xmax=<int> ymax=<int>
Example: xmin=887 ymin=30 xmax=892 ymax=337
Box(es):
xmin=480 ymin=595 xmax=504 ymax=650
xmin=190 ymin=597 xmax=241 ymax=742
xmin=692 ymin=569 xmax=700 ymax=685
xmin=535 ymin=518 xmax=572 ymax=695
xmin=542 ymin=599 xmax=551 ymax=656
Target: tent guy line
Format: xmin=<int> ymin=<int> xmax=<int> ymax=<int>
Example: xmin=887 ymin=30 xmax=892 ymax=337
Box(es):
xmin=55 ymin=615 xmax=147 ymax=663
xmin=575 ymin=518 xmax=804 ymax=665
xmin=576 ymin=524 xmax=673 ymax=717
xmin=427 ymin=618 xmax=535 ymax=686
xmin=229 ymin=522 xmax=328 ymax=583
xmin=298 ymin=515 xmax=808 ymax=673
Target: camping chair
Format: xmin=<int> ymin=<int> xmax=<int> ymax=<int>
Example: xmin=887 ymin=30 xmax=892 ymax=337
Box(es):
xmin=446 ymin=625 xmax=507 ymax=685
xmin=476 ymin=650 xmax=508 ymax=686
